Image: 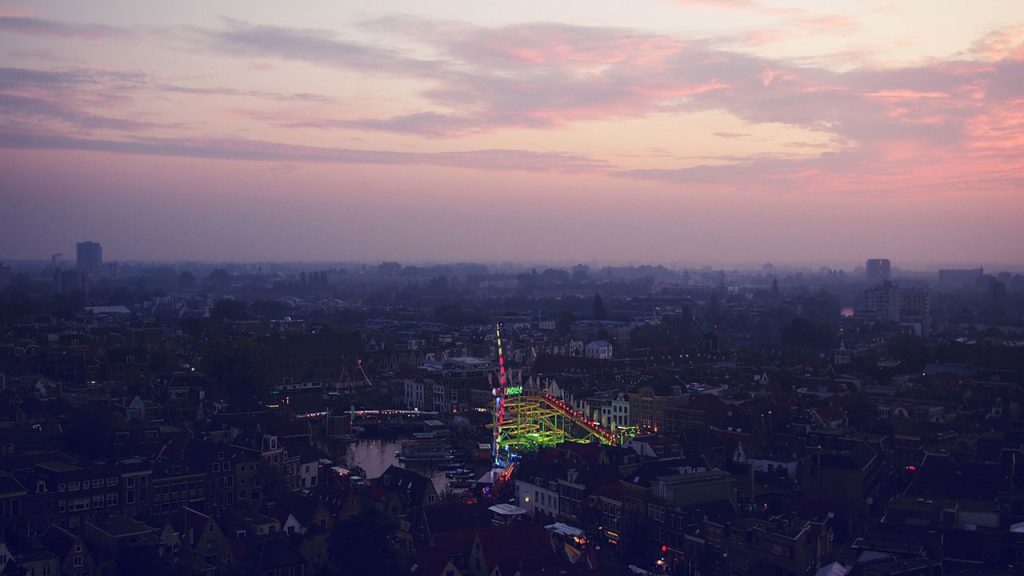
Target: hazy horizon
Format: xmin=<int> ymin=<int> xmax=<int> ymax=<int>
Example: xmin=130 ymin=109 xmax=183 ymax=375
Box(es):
xmin=4 ymin=254 xmax=1023 ymax=275
xmin=2 ymin=1 xmax=1023 ymax=265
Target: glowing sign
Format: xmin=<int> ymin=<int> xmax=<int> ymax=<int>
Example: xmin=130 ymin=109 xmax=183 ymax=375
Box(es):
xmin=506 ymin=386 xmax=522 ymax=396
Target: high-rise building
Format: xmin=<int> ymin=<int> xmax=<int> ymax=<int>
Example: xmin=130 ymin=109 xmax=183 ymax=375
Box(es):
xmin=865 ymin=259 xmax=891 ymax=285
xmin=76 ymin=241 xmax=102 ymax=272
xmin=862 ymin=282 xmax=900 ymax=322
xmin=899 ymin=286 xmax=931 ymax=337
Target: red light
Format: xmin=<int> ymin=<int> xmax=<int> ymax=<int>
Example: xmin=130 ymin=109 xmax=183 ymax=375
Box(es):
xmin=905 ymin=465 xmax=917 ymax=472
xmin=661 ymin=545 xmax=668 ymax=553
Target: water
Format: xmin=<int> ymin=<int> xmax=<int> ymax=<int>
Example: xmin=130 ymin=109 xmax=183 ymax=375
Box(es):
xmin=344 ymin=438 xmax=461 ymax=494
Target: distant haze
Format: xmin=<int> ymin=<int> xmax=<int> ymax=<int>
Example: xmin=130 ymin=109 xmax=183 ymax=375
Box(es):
xmin=1 ymin=1 xmax=1023 ymax=266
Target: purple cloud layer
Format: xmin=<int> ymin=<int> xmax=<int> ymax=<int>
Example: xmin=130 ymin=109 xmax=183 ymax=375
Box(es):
xmin=1 ymin=15 xmax=1023 ymax=193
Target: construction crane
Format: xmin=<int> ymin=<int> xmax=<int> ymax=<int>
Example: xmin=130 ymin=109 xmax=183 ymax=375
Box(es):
xmin=356 ymin=359 xmax=372 ymax=388
xmin=690 ymin=312 xmax=719 ymax=354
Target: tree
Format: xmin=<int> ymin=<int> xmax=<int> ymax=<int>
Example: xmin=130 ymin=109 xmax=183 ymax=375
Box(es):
xmin=886 ymin=333 xmax=929 ymax=370
xmin=556 ymin=308 xmax=577 ymax=335
xmin=178 ymin=270 xmax=196 ymax=290
xmin=781 ymin=318 xmax=836 ymax=349
xmin=572 ymin=264 xmax=590 ymax=284
xmin=328 ymin=507 xmax=398 ymax=575
xmin=592 ymin=292 xmax=608 ymax=320
xmin=206 ymin=268 xmax=231 ymax=289
xmin=211 ymin=298 xmax=248 ymax=321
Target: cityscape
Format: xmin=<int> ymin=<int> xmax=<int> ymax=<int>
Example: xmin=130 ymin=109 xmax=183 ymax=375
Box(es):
xmin=2 ymin=1 xmax=1024 ymax=576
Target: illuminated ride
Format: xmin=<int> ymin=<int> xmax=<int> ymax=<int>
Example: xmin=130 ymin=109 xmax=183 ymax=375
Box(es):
xmin=492 ymin=324 xmax=634 ymax=466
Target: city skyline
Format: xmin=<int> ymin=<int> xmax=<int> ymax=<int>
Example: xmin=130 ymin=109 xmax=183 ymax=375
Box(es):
xmin=2 ymin=1 xmax=1023 ymax=265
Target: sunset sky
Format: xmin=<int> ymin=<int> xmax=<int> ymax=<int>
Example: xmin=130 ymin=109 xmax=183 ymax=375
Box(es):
xmin=1 ymin=1 xmax=1022 ymax=268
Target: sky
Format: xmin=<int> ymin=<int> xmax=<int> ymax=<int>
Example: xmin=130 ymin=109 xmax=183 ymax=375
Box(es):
xmin=1 ymin=1 xmax=1022 ymax=269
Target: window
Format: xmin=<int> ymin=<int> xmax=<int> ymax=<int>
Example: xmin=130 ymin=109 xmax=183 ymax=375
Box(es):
xmin=107 ymin=493 xmax=118 ymax=506
xmin=73 ymin=556 xmax=83 ymax=568
xmin=74 ymin=544 xmax=81 ymax=553
xmin=59 ymin=499 xmax=66 ymax=513
xmin=69 ymin=482 xmax=80 ymax=492
xmin=93 ymin=495 xmax=105 ymax=508
xmin=59 ymin=483 xmax=66 ymax=492
xmin=92 ymin=479 xmax=103 ymax=488
xmin=213 ymin=463 xmax=220 ymax=473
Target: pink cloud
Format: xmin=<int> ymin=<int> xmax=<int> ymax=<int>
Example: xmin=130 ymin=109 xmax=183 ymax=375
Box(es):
xmin=3 ymin=17 xmax=1023 ymax=203
xmin=0 ymin=16 xmax=131 ymax=39
xmin=667 ymin=0 xmax=761 ymax=10
xmin=970 ymin=25 xmax=1024 ymax=61
xmin=0 ymin=130 xmax=611 ymax=174
xmin=0 ymin=6 xmax=32 ymax=18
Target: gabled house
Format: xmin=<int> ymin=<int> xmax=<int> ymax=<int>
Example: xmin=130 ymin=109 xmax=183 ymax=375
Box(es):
xmin=275 ymin=493 xmax=333 ymax=535
xmin=376 ymin=466 xmax=438 ymax=517
xmin=810 ymin=406 xmax=848 ymax=429
xmin=39 ymin=524 xmax=94 ymax=576
xmin=4 ymin=539 xmax=60 ymax=576
xmin=166 ymin=507 xmax=232 ymax=568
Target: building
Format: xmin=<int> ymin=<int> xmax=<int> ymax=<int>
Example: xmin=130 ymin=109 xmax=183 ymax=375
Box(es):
xmin=865 ymin=259 xmax=891 ymax=285
xmin=938 ymin=267 xmax=983 ymax=290
xmin=40 ymin=524 xmax=95 ymax=576
xmin=862 ymin=282 xmax=900 ymax=322
xmin=515 ymin=477 xmax=560 ymax=519
xmin=899 ymin=286 xmax=931 ymax=337
xmin=76 ymin=242 xmax=102 ymax=273
xmin=584 ymin=340 xmax=613 ymax=359
xmin=402 ymin=379 xmax=457 ymax=413
xmin=600 ymin=392 xmax=630 ymax=428
xmin=715 ymin=515 xmax=833 ymax=576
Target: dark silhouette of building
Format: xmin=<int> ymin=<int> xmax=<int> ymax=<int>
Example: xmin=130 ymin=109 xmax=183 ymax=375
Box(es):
xmin=865 ymin=259 xmax=891 ymax=285
xmin=76 ymin=241 xmax=102 ymax=272
xmin=938 ymin=267 xmax=983 ymax=289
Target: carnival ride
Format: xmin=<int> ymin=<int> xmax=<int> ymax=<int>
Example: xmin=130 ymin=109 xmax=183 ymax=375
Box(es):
xmin=492 ymin=324 xmax=634 ymax=464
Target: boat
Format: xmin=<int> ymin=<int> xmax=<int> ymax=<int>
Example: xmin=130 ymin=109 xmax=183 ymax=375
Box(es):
xmin=398 ymin=438 xmax=453 ymax=462
xmin=438 ymin=461 xmax=467 ymax=471
xmin=445 ymin=468 xmax=474 ymax=479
